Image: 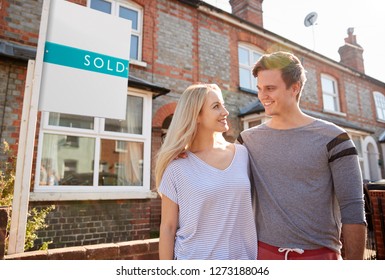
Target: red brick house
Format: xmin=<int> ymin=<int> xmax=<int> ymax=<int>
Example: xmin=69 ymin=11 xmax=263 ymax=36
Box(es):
xmin=0 ymin=0 xmax=384 ymax=251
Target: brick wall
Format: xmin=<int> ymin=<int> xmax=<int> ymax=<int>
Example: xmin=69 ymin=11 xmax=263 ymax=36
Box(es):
xmin=299 ymin=59 xmax=385 ymax=138
xmin=4 ymin=238 xmax=159 ymax=260
xmin=198 ymin=14 xmax=231 ymax=85
xmin=1 ymin=204 xmax=157 ymax=260
xmin=29 ymin=200 xmax=152 ymax=250
xmin=0 ymin=0 xmax=42 ymax=46
xmin=367 ymin=190 xmax=385 ymax=259
xmin=0 ymin=58 xmax=28 ymax=152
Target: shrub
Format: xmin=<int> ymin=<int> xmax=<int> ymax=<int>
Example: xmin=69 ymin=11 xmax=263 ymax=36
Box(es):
xmin=0 ymin=141 xmax=14 ymax=207
xmin=0 ymin=140 xmax=54 ymax=252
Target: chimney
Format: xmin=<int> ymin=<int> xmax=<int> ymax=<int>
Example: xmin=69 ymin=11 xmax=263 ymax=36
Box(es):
xmin=338 ymin=27 xmax=365 ymax=73
xmin=229 ymin=0 xmax=264 ymax=27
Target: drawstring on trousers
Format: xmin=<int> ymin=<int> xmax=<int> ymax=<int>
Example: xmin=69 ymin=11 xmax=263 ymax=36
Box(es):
xmin=278 ymin=247 xmax=305 ymax=260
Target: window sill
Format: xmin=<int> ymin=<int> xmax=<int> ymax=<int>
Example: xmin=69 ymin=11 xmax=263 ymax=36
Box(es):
xmin=239 ymin=87 xmax=258 ymax=95
xmin=29 ymin=190 xmax=157 ymax=201
xmin=322 ymin=109 xmax=347 ymax=117
xmin=130 ymin=59 xmax=147 ymax=68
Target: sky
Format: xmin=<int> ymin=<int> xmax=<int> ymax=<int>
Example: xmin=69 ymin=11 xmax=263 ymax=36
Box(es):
xmin=204 ymin=0 xmax=385 ymax=83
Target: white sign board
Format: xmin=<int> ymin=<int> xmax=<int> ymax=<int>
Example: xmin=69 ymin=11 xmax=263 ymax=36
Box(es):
xmin=38 ymin=0 xmax=131 ymax=119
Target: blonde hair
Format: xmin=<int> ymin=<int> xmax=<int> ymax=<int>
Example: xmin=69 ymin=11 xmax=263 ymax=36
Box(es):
xmin=155 ymin=83 xmax=221 ymax=187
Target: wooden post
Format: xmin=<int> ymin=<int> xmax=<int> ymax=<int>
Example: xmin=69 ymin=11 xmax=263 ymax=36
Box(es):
xmin=7 ymin=0 xmax=51 ymax=254
xmin=7 ymin=60 xmax=37 ymax=254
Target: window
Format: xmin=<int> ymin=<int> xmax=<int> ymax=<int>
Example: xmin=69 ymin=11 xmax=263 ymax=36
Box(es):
xmin=35 ymin=92 xmax=151 ymax=197
xmin=350 ymin=134 xmax=364 ymax=175
xmin=347 ymin=131 xmax=381 ymax=181
xmin=241 ymin=114 xmax=270 ymax=130
xmin=374 ymin=91 xmax=385 ymax=121
xmin=249 ymin=120 xmax=262 ymax=128
xmin=89 ymin=0 xmax=143 ymax=61
xmin=238 ymin=45 xmax=262 ymax=93
xmin=321 ymin=74 xmax=340 ymax=112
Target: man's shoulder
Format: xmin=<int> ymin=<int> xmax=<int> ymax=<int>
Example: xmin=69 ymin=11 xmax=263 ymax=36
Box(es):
xmin=312 ymin=118 xmax=347 ymax=134
xmin=242 ymin=124 xmax=264 ymax=134
xmin=237 ymin=125 xmax=263 ymax=144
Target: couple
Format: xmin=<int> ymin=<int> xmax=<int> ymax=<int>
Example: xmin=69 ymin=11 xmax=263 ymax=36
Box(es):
xmin=155 ymin=51 xmax=367 ymax=260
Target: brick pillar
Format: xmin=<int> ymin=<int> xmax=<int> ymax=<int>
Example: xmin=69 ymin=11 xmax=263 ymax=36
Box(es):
xmin=150 ymin=127 xmax=163 ymax=236
xmin=151 ymin=103 xmax=177 ymax=236
xmin=0 ymin=207 xmax=9 ymax=259
xmin=338 ymin=28 xmax=365 ymax=73
xmin=368 ymin=190 xmax=385 ymax=259
xmin=229 ymin=0 xmax=264 ymax=27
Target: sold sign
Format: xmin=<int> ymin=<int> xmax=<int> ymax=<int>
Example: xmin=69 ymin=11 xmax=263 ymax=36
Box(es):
xmin=44 ymin=42 xmax=129 ymax=78
xmin=38 ymin=0 xmax=131 ymax=120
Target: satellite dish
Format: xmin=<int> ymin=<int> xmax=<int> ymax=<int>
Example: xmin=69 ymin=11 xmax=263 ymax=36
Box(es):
xmin=304 ymin=12 xmax=318 ymax=27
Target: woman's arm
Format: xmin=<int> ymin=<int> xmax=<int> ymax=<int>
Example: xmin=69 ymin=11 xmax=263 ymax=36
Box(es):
xmin=159 ymin=195 xmax=179 ymax=260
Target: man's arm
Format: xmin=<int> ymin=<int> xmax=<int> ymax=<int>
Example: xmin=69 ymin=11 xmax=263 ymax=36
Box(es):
xmin=236 ymin=134 xmax=244 ymax=144
xmin=342 ymin=223 xmax=366 ymax=260
xmin=327 ymin=132 xmax=367 ymax=259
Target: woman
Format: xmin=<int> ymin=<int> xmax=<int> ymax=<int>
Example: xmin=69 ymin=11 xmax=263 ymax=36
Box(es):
xmin=155 ymin=83 xmax=257 ymax=260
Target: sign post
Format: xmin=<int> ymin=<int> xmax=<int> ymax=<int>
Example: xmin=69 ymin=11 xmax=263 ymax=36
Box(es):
xmin=7 ymin=0 xmax=51 ymax=254
xmin=8 ymin=0 xmax=131 ymax=254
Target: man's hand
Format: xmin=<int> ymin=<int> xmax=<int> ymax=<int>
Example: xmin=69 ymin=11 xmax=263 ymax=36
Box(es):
xmin=342 ymin=223 xmax=366 ymax=260
xmin=175 ymin=151 xmax=187 ymax=160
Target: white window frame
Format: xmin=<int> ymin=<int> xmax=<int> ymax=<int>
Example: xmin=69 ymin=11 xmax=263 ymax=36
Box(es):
xmin=373 ymin=91 xmax=385 ymax=122
xmin=238 ymin=44 xmax=263 ymax=93
xmin=321 ymin=74 xmax=341 ymax=114
xmin=87 ymin=0 xmax=146 ymax=66
xmin=362 ymin=136 xmax=382 ymax=181
xmin=115 ymin=140 xmax=128 ymax=153
xmin=31 ymin=89 xmax=154 ymax=201
xmin=346 ymin=129 xmax=382 ymax=181
xmin=241 ymin=113 xmax=270 ymax=130
xmin=348 ymin=131 xmax=365 ymax=177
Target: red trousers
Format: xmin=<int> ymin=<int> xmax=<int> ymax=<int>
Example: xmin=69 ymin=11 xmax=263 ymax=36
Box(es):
xmin=257 ymin=241 xmax=342 ymax=260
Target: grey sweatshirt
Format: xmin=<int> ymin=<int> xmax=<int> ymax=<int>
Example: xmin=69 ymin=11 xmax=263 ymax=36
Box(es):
xmin=240 ymin=119 xmax=366 ymax=253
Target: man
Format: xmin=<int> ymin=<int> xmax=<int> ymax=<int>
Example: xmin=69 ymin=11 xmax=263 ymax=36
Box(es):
xmin=238 ymin=51 xmax=366 ymax=260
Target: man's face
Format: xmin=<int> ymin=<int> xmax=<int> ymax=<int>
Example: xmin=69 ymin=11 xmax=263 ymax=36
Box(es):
xmin=256 ymin=69 xmax=298 ymax=117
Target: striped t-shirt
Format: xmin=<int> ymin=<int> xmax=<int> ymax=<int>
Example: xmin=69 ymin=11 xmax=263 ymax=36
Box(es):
xmin=158 ymin=144 xmax=258 ymax=260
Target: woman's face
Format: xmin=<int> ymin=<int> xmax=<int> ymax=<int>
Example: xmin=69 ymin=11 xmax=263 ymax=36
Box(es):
xmin=197 ymin=89 xmax=229 ymax=133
